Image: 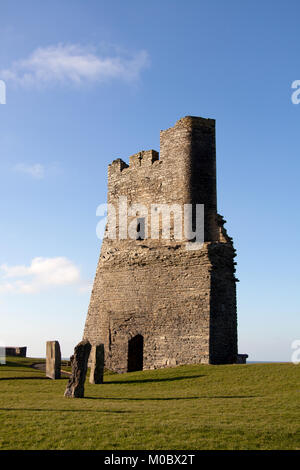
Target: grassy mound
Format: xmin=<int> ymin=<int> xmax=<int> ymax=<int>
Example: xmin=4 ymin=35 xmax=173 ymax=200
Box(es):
xmin=0 ymin=357 xmax=299 ymax=450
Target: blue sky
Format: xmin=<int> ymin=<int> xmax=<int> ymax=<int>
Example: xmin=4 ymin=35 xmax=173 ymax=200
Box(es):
xmin=0 ymin=0 xmax=299 ymax=360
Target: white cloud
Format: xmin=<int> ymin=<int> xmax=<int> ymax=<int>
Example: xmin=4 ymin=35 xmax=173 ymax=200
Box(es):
xmin=14 ymin=163 xmax=45 ymax=179
xmin=0 ymin=257 xmax=82 ymax=294
xmin=1 ymin=44 xmax=150 ymax=87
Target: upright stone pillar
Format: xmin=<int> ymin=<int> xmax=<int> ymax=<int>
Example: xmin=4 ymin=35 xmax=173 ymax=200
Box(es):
xmin=64 ymin=340 xmax=91 ymax=398
xmin=89 ymin=343 xmax=104 ymax=384
xmin=46 ymin=341 xmax=61 ymax=379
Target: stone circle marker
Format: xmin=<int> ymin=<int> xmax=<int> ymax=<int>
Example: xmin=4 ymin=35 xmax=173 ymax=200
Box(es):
xmin=64 ymin=340 xmax=91 ymax=398
xmin=89 ymin=343 xmax=104 ymax=384
xmin=46 ymin=341 xmax=61 ymax=379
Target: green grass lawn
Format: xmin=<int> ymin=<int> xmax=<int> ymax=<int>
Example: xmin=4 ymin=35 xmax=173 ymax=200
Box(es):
xmin=0 ymin=357 xmax=299 ymax=450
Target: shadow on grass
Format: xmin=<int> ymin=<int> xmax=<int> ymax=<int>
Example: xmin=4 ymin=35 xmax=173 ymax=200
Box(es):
xmin=104 ymin=375 xmax=205 ymax=384
xmin=0 ymin=408 xmax=129 ymax=413
xmin=0 ymin=376 xmax=49 ymax=381
xmin=0 ymin=369 xmax=43 ymax=373
xmin=85 ymin=395 xmax=257 ymax=401
xmin=2 ymin=360 xmax=40 ymax=368
xmin=0 ymin=375 xmax=69 ymax=381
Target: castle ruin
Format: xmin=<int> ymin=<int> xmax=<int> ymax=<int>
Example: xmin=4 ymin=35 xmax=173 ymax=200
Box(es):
xmin=83 ymin=116 xmax=244 ymax=373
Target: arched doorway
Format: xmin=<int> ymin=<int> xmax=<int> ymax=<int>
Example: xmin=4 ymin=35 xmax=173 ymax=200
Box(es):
xmin=127 ymin=334 xmax=144 ymax=372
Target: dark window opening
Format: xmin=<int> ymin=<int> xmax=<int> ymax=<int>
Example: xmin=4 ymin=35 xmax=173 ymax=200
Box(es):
xmin=127 ymin=334 xmax=144 ymax=372
xmin=136 ymin=217 xmax=145 ymax=240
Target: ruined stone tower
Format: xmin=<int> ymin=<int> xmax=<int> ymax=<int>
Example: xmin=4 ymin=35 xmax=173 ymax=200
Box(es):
xmin=83 ymin=116 xmax=241 ymax=373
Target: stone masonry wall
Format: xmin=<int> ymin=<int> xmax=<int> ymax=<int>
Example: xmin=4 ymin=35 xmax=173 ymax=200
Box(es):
xmin=83 ymin=116 xmax=238 ymax=372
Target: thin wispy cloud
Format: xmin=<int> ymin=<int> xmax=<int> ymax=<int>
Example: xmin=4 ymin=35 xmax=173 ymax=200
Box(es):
xmin=0 ymin=257 xmax=83 ymax=294
xmin=78 ymin=282 xmax=93 ymax=294
xmin=14 ymin=163 xmax=45 ymax=179
xmin=1 ymin=44 xmax=150 ymax=87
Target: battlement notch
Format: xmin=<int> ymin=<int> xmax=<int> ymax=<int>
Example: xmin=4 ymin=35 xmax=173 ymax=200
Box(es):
xmin=108 ymin=158 xmax=129 ymax=178
xmin=129 ymin=150 xmax=159 ymax=168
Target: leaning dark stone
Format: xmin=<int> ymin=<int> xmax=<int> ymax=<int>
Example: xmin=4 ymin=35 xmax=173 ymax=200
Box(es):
xmin=64 ymin=340 xmax=91 ymax=398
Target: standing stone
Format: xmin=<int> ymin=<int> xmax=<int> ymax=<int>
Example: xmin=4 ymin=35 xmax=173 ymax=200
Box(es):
xmin=89 ymin=343 xmax=104 ymax=384
xmin=46 ymin=341 xmax=61 ymax=379
xmin=64 ymin=340 xmax=91 ymax=398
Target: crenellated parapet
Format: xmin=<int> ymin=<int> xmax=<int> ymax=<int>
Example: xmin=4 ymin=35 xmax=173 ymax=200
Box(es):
xmin=129 ymin=150 xmax=159 ymax=168
xmin=108 ymin=158 xmax=129 ymax=176
xmin=108 ymin=150 xmax=159 ymax=179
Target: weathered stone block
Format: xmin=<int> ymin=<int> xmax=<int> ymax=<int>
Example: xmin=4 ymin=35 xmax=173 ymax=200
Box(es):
xmin=5 ymin=346 xmax=27 ymax=357
xmin=46 ymin=341 xmax=61 ymax=379
xmin=89 ymin=343 xmax=104 ymax=384
xmin=64 ymin=340 xmax=91 ymax=398
xmin=236 ymin=354 xmax=248 ymax=364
